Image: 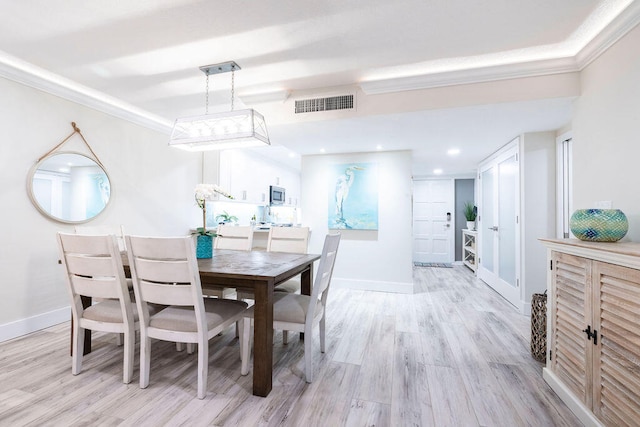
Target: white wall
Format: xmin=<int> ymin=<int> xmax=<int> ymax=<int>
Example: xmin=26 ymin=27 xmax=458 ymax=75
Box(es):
xmin=521 ymin=131 xmax=556 ymax=310
xmin=572 ymin=24 xmax=640 ymax=241
xmin=301 ymin=150 xmax=413 ymax=293
xmin=0 ymin=77 xmax=202 ymax=341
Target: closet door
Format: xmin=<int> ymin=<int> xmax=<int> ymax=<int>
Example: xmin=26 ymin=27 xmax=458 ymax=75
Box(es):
xmin=550 ymin=252 xmax=592 ymax=408
xmin=477 ymin=142 xmax=520 ymax=307
xmin=592 ymin=261 xmax=640 ymax=426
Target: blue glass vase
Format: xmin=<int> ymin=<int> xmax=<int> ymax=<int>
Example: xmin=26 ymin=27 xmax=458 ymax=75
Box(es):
xmin=196 ymin=234 xmax=213 ymax=259
xmin=570 ymin=209 xmax=628 ymax=242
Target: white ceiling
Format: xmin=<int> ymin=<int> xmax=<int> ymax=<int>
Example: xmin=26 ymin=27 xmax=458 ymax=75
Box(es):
xmin=1 ymin=0 xmax=637 ymax=176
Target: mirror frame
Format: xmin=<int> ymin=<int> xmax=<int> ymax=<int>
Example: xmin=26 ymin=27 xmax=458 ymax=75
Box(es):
xmin=27 ymin=151 xmax=112 ymax=224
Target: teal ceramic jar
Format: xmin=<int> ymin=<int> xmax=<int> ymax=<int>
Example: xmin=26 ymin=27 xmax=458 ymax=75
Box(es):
xmin=196 ymin=234 xmax=213 ymax=258
xmin=570 ymin=209 xmax=628 ymax=242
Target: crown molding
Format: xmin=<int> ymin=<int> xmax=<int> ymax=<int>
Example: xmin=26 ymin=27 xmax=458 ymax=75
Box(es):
xmin=2 ymin=2 xmax=639 ymax=125
xmin=361 ymin=2 xmax=640 ymax=95
xmin=575 ymin=0 xmax=640 ymax=69
xmin=0 ymin=51 xmax=173 ymax=134
xmin=360 ymin=57 xmax=579 ymax=95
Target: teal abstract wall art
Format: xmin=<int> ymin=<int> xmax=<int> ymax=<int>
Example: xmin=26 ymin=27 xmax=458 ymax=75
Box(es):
xmin=328 ymin=162 xmax=378 ymax=230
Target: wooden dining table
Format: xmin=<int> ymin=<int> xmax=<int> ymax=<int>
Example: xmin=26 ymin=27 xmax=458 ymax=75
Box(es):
xmin=77 ymin=248 xmax=320 ymax=397
xmin=197 ymin=249 xmax=320 ymax=397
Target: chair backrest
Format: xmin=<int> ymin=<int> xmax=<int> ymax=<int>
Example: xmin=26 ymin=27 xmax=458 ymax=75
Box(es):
xmin=307 ymin=233 xmax=341 ymax=325
xmin=267 ymin=227 xmax=310 ymax=254
xmin=75 ymin=225 xmax=127 ymax=251
xmin=125 ymin=235 xmax=207 ymax=331
xmin=214 ymin=225 xmax=253 ymax=251
xmin=57 ymin=232 xmax=133 ymax=324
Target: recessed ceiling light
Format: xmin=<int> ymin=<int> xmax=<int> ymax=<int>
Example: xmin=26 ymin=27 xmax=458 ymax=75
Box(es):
xmin=376 ymin=145 xmax=383 ymax=150
xmin=447 ymin=148 xmax=460 ymax=155
xmin=288 ymin=152 xmax=295 ymax=158
xmin=320 ymin=148 xmax=326 ymax=153
xmin=433 ymin=169 xmax=443 ymax=175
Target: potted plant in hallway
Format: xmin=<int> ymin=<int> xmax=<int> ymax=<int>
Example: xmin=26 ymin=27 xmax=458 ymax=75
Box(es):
xmin=464 ymin=202 xmax=477 ymax=231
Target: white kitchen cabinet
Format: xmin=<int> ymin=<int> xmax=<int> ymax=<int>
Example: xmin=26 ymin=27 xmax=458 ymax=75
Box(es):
xmin=541 ymin=238 xmax=640 ymax=427
xmin=217 ymin=150 xmax=300 ymax=206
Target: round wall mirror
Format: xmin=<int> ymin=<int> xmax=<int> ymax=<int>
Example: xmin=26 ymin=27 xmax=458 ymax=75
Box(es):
xmin=28 ymin=152 xmax=111 ymax=223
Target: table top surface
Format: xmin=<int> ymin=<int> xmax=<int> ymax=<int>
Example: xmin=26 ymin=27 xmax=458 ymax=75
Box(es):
xmin=196 ymin=249 xmax=320 ymax=280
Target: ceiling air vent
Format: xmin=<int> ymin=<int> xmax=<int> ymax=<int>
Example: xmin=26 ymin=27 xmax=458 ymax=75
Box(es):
xmin=295 ymin=94 xmax=354 ymax=114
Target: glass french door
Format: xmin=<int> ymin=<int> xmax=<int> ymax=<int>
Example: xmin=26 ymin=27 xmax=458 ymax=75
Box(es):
xmin=478 ymin=142 xmax=520 ymax=307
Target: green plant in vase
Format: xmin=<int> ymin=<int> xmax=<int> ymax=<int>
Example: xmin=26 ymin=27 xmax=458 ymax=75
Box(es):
xmin=215 ymin=211 xmax=239 ymax=224
xmin=464 ymin=202 xmax=477 ymax=231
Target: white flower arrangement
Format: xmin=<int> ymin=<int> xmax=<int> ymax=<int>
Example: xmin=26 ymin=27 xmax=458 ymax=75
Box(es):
xmin=194 ymin=184 xmax=234 ymax=236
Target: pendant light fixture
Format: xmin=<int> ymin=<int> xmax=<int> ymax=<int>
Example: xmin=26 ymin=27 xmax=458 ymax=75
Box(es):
xmin=169 ymin=61 xmax=270 ymax=151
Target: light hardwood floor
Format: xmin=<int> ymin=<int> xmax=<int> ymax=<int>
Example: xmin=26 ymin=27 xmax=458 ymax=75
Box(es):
xmin=0 ymin=266 xmax=582 ymax=426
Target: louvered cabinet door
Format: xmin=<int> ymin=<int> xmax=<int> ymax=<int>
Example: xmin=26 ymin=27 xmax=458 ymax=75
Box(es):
xmin=551 ymin=251 xmax=592 ymax=408
xmin=592 ymin=261 xmax=640 ymax=427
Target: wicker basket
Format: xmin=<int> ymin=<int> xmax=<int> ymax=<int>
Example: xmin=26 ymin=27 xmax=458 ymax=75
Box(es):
xmin=530 ymin=291 xmax=547 ymax=363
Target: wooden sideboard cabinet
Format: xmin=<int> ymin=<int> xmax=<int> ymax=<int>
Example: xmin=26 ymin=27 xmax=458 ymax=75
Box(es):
xmin=540 ymin=238 xmax=640 ymax=427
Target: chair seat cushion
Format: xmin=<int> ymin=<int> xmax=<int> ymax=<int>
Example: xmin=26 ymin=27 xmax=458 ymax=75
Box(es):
xmin=274 ymin=278 xmax=300 ymax=294
xmin=83 ymin=300 xmax=162 ymax=324
xmin=149 ymin=299 xmax=247 ymax=332
xmin=83 ymin=300 xmax=136 ymax=323
xmin=246 ymin=293 xmax=323 ymax=324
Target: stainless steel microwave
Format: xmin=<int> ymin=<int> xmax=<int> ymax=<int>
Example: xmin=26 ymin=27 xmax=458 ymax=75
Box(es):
xmin=269 ymin=185 xmax=285 ymax=205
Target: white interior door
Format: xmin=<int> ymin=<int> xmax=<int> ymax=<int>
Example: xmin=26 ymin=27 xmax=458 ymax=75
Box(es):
xmin=412 ymin=179 xmax=455 ymax=263
xmin=477 ymin=144 xmax=520 ymax=307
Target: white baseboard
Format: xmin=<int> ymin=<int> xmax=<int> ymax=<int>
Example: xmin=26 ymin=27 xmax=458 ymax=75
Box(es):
xmin=520 ymin=300 xmax=532 ymax=316
xmin=0 ymin=306 xmax=70 ymax=343
xmin=331 ymin=278 xmax=414 ymax=294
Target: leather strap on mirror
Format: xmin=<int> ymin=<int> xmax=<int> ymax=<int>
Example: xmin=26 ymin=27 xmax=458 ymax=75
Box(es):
xmin=37 ymin=122 xmax=105 ymax=169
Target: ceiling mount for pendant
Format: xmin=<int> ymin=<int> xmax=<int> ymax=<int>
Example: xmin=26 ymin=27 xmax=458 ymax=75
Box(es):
xmin=199 ymin=61 xmax=241 ymax=75
xmin=169 ymin=60 xmax=270 ymax=152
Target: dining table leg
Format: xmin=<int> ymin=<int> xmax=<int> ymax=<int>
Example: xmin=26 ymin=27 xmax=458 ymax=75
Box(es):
xmin=252 ymin=279 xmax=274 ymax=397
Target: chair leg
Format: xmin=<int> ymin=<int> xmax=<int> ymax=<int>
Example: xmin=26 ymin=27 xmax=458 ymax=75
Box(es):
xmin=240 ymin=317 xmax=251 ymax=376
xmin=116 ymin=333 xmax=124 ymax=346
xmin=72 ymin=325 xmax=84 ymax=375
xmin=140 ymin=336 xmax=151 ymax=389
xmin=304 ymin=325 xmax=313 ymax=383
xmin=123 ymin=331 xmax=134 ymax=384
xmin=197 ymin=339 xmax=208 ymax=399
xmin=187 ymin=343 xmax=195 ymax=354
xmin=320 ymin=316 xmax=326 ymax=353
xmin=282 ymin=330 xmax=288 ymax=345
xmin=238 ymin=316 xmax=244 ymax=359
xmin=176 ymin=342 xmax=184 ymax=352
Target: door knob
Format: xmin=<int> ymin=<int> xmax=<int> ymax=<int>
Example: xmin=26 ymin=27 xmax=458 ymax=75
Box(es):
xmin=488 ymin=226 xmax=498 ymax=231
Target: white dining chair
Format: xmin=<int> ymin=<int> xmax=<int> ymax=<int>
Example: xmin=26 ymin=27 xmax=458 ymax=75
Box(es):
xmin=208 ymin=225 xmax=254 ymax=299
xmin=75 ymin=225 xmax=127 ymax=252
xmin=126 ymin=235 xmax=248 ymax=399
xmin=214 ymin=224 xmax=254 ymax=251
xmin=75 ymin=224 xmax=132 ymax=346
xmin=238 ymin=226 xmax=310 ymax=302
xmin=57 ymin=232 xmax=138 ymax=384
xmin=240 ymin=233 xmax=341 ymax=383
xmin=269 ymin=226 xmax=310 ymax=294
